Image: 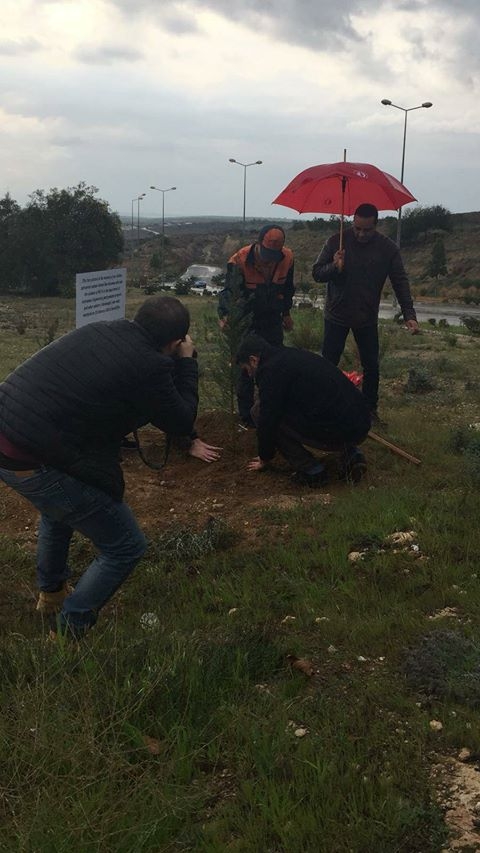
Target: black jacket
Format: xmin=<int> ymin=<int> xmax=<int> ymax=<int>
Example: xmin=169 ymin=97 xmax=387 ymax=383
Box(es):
xmin=312 ymin=229 xmax=416 ymax=327
xmin=255 ymin=344 xmax=371 ymax=461
xmin=0 ymin=319 xmax=198 ymax=499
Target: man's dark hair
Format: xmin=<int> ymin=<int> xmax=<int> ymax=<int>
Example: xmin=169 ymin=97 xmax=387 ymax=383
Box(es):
xmin=236 ymin=334 xmax=268 ymax=364
xmin=134 ymin=296 xmax=190 ymax=348
xmin=354 ymin=203 xmax=378 ymax=223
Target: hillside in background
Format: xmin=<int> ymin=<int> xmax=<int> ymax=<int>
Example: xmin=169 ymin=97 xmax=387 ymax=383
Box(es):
xmin=124 ymin=211 xmax=480 ymax=303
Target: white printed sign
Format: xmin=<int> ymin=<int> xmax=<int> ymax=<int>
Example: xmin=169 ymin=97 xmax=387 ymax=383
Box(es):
xmin=75 ymin=268 xmax=126 ymax=328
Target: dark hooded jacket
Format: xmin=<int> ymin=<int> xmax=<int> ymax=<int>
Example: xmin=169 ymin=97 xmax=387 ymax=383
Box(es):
xmin=0 ymin=319 xmax=198 ymax=500
xmin=254 ymin=343 xmax=371 ymax=462
xmin=312 ymin=228 xmax=416 ymax=328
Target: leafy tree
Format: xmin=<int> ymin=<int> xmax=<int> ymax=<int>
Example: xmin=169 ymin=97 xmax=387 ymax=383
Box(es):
xmin=0 ymin=193 xmax=21 ymax=289
xmin=0 ymin=183 xmax=123 ymax=295
xmin=402 ymin=205 xmax=452 ymax=244
xmin=461 ymin=315 xmax=480 ymax=336
xmin=427 ymin=237 xmax=447 ymax=278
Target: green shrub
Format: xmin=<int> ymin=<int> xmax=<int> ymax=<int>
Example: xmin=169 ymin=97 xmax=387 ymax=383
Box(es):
xmin=443 ymin=332 xmax=457 ymax=347
xmin=447 ymin=425 xmax=480 ymax=483
xmin=461 ymin=315 xmax=480 ymax=335
xmin=149 ymin=517 xmax=236 ymax=572
xmin=405 ymin=367 xmax=435 ymax=394
xmin=404 ymin=630 xmax=480 ymax=706
xmin=288 ymin=307 xmax=323 ymax=352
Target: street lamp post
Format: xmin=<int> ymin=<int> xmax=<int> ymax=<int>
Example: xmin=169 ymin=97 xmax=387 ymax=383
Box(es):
xmin=133 ymin=193 xmax=146 ymax=250
xmin=380 ymin=99 xmax=433 ymax=247
xmin=228 ymin=158 xmax=262 ymax=235
xmin=150 ymin=185 xmax=176 ymax=285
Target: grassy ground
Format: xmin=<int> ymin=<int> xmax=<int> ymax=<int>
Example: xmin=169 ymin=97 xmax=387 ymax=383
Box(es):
xmin=1 ymin=293 xmax=480 ymax=851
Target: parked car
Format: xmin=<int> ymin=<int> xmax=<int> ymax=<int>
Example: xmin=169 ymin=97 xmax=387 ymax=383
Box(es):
xmin=191 ymin=280 xmax=208 ymax=296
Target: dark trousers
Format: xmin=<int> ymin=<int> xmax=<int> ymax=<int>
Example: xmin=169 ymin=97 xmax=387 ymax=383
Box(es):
xmin=322 ymin=320 xmax=379 ymax=411
xmin=275 ymin=416 xmax=368 ymax=472
xmin=237 ymin=322 xmax=283 ymax=422
xmin=251 ymin=403 xmax=369 ymax=473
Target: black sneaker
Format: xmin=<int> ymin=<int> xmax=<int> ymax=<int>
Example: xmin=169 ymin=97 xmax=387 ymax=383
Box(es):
xmin=292 ymin=462 xmax=328 ymax=488
xmin=339 ymin=447 xmax=367 ymax=484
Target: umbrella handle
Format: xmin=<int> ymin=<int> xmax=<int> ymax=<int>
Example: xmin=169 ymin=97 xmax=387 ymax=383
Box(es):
xmin=339 ymin=149 xmax=347 ymax=252
xmin=339 ymin=175 xmax=347 ymax=253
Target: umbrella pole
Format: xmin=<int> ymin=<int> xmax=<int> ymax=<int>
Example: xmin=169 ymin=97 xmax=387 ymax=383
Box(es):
xmin=339 ymin=178 xmax=346 ymax=251
xmin=339 ymin=148 xmax=347 ymax=251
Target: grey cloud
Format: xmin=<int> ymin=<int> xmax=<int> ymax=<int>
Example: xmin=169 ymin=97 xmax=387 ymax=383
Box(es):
xmin=108 ymin=0 xmax=480 ymax=84
xmin=113 ymin=0 xmax=367 ymax=47
xmin=199 ymin=0 xmax=480 ymax=83
xmin=160 ymin=12 xmax=200 ymax=35
xmin=436 ymin=0 xmax=480 ymax=12
xmin=395 ymin=1 xmax=424 ymax=9
xmin=0 ymin=38 xmax=42 ymax=56
xmin=401 ymin=27 xmax=436 ymax=63
xmin=114 ymin=1 xmax=201 ymax=35
xmin=50 ymin=136 xmax=85 ymax=148
xmin=74 ymin=45 xmax=144 ymax=65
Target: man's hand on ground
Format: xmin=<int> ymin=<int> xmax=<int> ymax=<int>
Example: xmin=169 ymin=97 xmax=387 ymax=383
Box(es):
xmin=218 ymin=318 xmax=228 ymax=330
xmin=247 ymin=457 xmax=267 ymax=472
xmin=283 ymin=315 xmax=294 ymax=332
xmin=405 ymin=319 xmax=420 ymax=335
xmin=189 ymin=438 xmax=222 ymax=463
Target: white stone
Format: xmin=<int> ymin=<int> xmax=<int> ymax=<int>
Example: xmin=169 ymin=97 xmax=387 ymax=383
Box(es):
xmin=140 ymin=612 xmax=160 ymax=629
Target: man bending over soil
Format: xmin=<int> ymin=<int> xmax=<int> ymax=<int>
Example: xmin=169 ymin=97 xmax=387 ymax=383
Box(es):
xmin=238 ymin=335 xmax=371 ymax=487
xmin=0 ymin=296 xmax=199 ymax=639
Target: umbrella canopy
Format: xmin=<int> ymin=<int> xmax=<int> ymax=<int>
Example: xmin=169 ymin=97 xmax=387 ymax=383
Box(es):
xmin=272 ymin=161 xmax=416 ymax=215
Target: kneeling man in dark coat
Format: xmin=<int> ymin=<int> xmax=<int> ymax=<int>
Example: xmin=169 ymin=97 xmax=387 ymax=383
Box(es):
xmin=237 ymin=335 xmax=371 ymax=486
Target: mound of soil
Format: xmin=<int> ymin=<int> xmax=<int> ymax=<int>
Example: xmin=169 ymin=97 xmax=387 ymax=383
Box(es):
xmin=0 ymin=412 xmax=337 ymax=549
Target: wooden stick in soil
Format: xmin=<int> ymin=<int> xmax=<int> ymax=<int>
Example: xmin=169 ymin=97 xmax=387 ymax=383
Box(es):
xmin=368 ymin=430 xmax=421 ymax=465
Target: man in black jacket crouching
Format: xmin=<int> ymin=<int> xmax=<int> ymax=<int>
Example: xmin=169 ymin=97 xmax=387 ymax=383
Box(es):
xmin=237 ymin=335 xmax=371 ymax=487
xmin=0 ymin=296 xmax=198 ymax=638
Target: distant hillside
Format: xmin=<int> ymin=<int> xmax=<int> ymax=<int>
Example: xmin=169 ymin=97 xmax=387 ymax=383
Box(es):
xmin=125 ymin=212 xmax=480 ymax=304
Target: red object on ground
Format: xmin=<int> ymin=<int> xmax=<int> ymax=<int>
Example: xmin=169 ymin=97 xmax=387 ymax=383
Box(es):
xmin=343 ymin=370 xmax=363 ymax=387
xmin=272 ymin=161 xmax=416 ymax=215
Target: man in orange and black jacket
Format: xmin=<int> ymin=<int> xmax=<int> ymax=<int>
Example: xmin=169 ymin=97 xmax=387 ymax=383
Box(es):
xmin=218 ymin=224 xmax=295 ymax=426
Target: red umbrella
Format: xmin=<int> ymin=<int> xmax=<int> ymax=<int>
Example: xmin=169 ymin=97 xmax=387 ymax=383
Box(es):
xmin=273 ymin=160 xmax=415 ymax=215
xmin=272 ymin=157 xmax=416 ymax=249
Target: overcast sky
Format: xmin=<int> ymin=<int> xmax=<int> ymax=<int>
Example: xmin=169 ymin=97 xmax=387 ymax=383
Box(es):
xmin=1 ymin=0 xmax=479 ymax=220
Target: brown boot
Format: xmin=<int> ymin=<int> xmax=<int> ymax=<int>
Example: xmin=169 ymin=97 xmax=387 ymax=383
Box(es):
xmin=36 ymin=583 xmax=72 ymax=614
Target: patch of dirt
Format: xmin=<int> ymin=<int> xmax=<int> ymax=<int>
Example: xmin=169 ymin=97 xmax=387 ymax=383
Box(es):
xmin=0 ymin=412 xmax=338 ymax=547
xmin=432 ymin=754 xmax=480 ymax=851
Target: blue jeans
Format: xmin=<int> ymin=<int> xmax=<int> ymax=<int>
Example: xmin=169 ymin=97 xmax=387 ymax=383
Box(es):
xmin=0 ymin=466 xmax=147 ymax=634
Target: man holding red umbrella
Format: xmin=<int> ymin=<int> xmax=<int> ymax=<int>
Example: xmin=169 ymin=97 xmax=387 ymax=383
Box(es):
xmin=312 ymin=203 xmax=419 ymax=419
